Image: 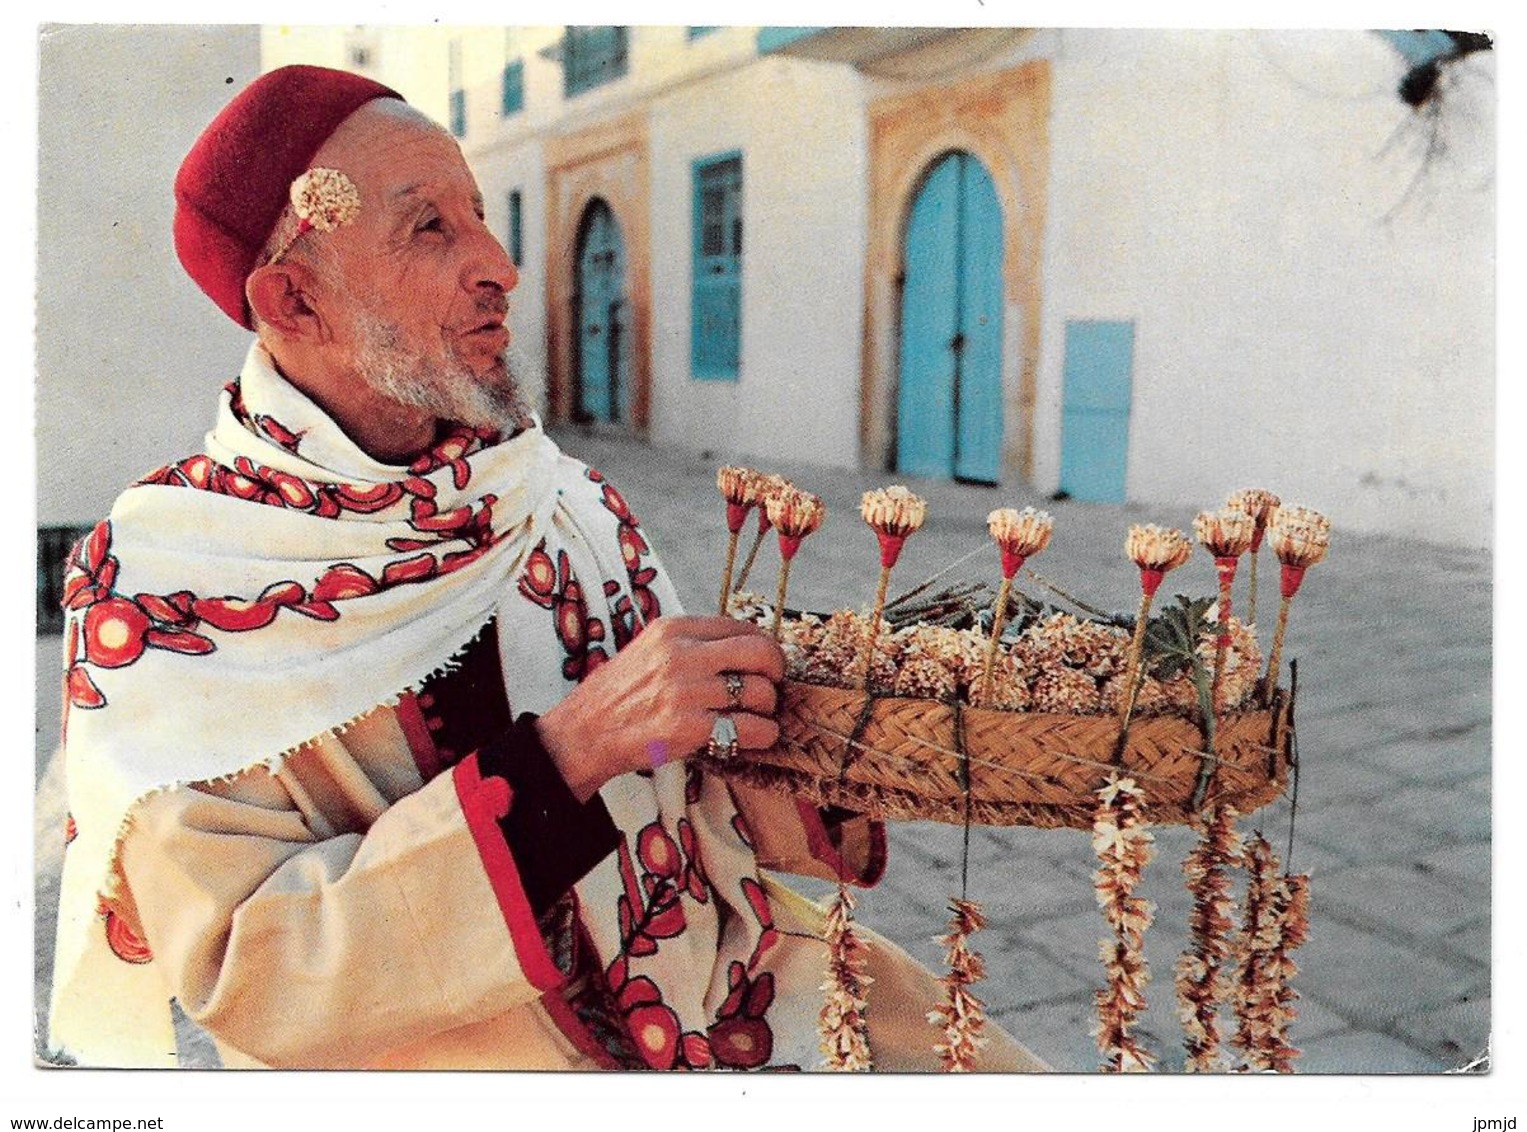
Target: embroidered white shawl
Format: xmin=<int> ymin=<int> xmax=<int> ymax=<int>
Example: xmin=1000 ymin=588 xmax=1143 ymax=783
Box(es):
xmin=48 ymin=343 xmax=804 ymax=1071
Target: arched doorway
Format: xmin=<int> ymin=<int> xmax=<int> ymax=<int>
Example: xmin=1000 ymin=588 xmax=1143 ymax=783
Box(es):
xmin=573 ymin=198 xmax=630 ymax=424
xmin=894 ymin=150 xmax=1004 ymax=483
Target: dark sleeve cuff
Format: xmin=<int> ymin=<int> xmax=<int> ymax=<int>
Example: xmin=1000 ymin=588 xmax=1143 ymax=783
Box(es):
xmin=474 ymin=713 xmax=622 ymax=918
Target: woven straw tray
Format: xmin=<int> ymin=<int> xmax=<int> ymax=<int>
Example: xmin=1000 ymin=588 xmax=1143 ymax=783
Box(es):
xmin=702 ymin=678 xmax=1294 ymax=830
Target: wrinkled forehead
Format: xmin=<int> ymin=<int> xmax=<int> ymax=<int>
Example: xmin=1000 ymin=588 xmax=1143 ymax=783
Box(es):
xmin=308 ymin=100 xmax=479 ymax=219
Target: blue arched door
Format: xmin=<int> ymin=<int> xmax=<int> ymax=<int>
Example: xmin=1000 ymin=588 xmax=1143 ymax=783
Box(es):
xmin=575 ymin=199 xmax=630 ymax=424
xmin=895 ymin=151 xmax=1004 ymax=483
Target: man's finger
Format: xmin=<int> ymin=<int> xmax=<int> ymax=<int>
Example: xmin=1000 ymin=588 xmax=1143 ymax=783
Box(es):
xmin=649 ymin=614 xmax=771 ymax=642
xmin=691 ymin=634 xmax=787 ymax=682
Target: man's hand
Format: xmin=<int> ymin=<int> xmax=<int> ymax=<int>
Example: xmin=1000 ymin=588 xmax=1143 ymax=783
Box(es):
xmin=534 ymin=616 xmax=785 ymax=802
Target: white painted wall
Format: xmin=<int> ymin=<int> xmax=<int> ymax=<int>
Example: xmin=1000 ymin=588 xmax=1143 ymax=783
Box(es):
xmin=1037 ymin=28 xmax=1494 ymax=546
xmin=647 ymin=55 xmax=868 ymax=467
xmin=36 ymin=25 xmax=262 ymax=526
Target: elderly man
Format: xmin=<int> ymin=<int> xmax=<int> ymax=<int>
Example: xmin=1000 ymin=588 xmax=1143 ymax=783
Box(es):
xmin=48 ymin=65 xmax=1045 ymax=1072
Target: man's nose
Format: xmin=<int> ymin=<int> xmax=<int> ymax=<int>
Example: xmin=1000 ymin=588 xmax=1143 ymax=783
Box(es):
xmin=463 ymin=221 xmax=518 ymax=295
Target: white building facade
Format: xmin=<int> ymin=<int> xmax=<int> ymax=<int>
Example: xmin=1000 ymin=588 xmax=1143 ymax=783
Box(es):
xmin=258 ymin=25 xmax=1496 ymax=547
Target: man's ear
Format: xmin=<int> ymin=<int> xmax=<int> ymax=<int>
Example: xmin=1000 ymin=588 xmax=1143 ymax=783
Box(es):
xmin=246 ymin=262 xmax=324 ymax=340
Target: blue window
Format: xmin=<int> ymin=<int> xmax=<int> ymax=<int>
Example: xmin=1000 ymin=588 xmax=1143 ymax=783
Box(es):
xmin=757 ymin=27 xmax=824 ymax=54
xmin=691 ymin=152 xmax=742 ymax=380
xmin=508 ymin=189 xmax=523 ymax=267
xmin=449 ymin=88 xmax=466 ymax=138
xmin=502 ymin=58 xmax=524 ymax=116
xmin=448 ymin=40 xmax=465 ymax=137
xmin=564 ymin=27 xmax=628 ymax=96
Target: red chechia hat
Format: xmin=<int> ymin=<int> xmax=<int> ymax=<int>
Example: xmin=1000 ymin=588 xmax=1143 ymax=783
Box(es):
xmin=173 ymin=64 xmax=402 ymax=328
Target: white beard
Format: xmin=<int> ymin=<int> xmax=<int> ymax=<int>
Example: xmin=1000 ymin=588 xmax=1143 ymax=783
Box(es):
xmin=351 ymin=309 xmax=529 ymax=436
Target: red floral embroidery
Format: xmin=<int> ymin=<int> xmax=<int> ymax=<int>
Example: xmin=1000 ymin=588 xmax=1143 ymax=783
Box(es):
xmin=603 ymin=580 xmax=640 ymax=652
xmin=256 ymin=414 xmax=304 ymax=454
xmin=675 ymin=819 xmax=710 ymax=902
xmin=104 ymin=909 xmax=152 ymax=965
xmin=65 ymin=665 xmax=105 ymax=710
xmin=614 ymin=835 xmax=687 ymax=959
xmin=518 ymin=541 xmax=609 ymax=681
xmin=591 ymin=473 xmax=663 ymax=628
xmin=680 ymin=1031 xmax=714 ymax=1070
xmin=730 ymin=810 xmax=755 ymax=850
xmin=637 ymin=823 xmax=682 ymax=879
xmin=613 ymin=974 xmax=682 ymax=1069
xmin=60 ymin=517 xmax=497 ymax=713
xmin=62 ymin=524 xmax=217 ymax=709
xmin=738 ymin=876 xmax=780 ymax=968
xmin=136 ymin=420 xmax=498 ymax=549
xmin=312 ymin=564 xmax=380 ymax=602
xmin=708 ymin=960 xmax=776 ymax=1069
xmin=82 ymin=597 xmax=151 ymax=668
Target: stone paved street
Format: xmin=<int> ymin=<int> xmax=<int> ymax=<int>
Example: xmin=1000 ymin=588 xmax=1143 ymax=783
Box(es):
xmin=32 ymin=425 xmax=1493 ymax=1074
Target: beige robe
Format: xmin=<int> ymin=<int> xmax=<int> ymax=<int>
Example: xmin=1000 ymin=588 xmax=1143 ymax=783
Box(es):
xmin=118 ymin=698 xmax=1047 ymax=1071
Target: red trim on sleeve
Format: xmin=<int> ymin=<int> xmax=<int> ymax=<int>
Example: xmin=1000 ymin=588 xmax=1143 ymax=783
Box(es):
xmin=794 ymin=799 xmax=888 ymax=888
xmin=452 ymin=754 xmax=564 ymax=993
xmin=397 ymin=691 xmax=444 ymax=782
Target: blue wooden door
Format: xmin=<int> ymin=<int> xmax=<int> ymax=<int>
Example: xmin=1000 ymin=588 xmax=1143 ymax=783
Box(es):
xmin=896 ymin=151 xmax=1004 ymax=483
xmin=1059 ymin=319 xmax=1134 ymax=502
xmin=575 ymin=199 xmax=629 ymax=423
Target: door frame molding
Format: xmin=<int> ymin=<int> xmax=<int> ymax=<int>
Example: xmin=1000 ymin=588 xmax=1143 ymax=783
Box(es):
xmin=861 ymin=61 xmax=1051 ymax=480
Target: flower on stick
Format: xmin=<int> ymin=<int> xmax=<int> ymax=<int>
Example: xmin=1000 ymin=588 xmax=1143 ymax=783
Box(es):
xmin=766 ymin=486 xmax=825 ymax=640
xmin=1261 ymin=505 xmax=1330 ymax=702
xmin=1117 ymin=525 xmax=1192 ymax=742
xmin=859 ymin=486 xmax=926 ymax=688
xmin=733 ymin=473 xmax=793 ymax=596
xmin=1226 ymin=489 xmax=1281 ymax=626
xmin=1194 ymin=508 xmax=1256 ymax=717
xmin=981 ymin=507 xmax=1053 ymax=702
xmin=716 ymin=466 xmax=757 ymax=613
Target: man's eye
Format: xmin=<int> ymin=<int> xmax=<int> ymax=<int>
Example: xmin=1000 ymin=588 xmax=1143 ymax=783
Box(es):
xmin=417 ymin=215 xmax=444 ymax=233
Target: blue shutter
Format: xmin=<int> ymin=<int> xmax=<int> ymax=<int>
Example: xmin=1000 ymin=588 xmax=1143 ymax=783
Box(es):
xmin=501 ymin=58 xmax=524 ymax=115
xmin=691 ymin=153 xmax=742 ymax=380
xmin=449 ymin=89 xmax=465 ymax=138
xmin=508 ymin=190 xmax=523 ymax=266
xmin=564 ymin=27 xmax=629 ymax=96
xmin=757 ymin=27 xmax=825 ymax=53
xmin=448 ymin=41 xmax=465 ymax=137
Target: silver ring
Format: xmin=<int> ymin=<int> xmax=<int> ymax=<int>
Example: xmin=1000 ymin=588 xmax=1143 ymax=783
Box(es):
xmin=708 ymin=713 xmax=739 ymax=760
xmin=723 ymin=671 xmax=745 ymax=711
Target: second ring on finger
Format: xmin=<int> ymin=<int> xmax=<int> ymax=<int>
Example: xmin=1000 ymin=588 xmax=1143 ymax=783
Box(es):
xmin=719 ymin=671 xmax=773 ymax=715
